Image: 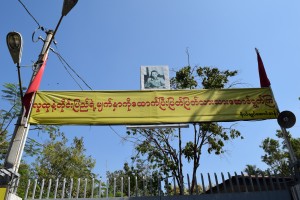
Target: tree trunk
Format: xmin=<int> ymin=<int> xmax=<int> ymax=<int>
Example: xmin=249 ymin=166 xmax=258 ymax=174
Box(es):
xmin=178 ymin=128 xmax=184 ymax=195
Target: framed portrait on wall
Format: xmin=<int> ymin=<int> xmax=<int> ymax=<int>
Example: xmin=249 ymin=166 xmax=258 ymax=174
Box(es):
xmin=140 ymin=65 xmax=170 ymax=90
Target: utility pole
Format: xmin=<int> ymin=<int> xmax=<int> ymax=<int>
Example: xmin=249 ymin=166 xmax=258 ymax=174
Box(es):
xmin=1 ymin=31 xmax=54 ymax=200
xmin=2 ymin=1 xmax=78 ymax=200
xmin=4 ymin=30 xmax=54 ymax=173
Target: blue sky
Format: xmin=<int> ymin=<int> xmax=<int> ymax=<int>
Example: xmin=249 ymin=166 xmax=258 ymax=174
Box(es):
xmin=1 ymin=0 xmax=300 ymax=180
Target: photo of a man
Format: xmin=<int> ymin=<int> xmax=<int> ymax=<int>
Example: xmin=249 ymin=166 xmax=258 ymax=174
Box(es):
xmin=141 ymin=66 xmax=170 ymax=90
xmin=145 ymin=70 xmax=165 ymax=89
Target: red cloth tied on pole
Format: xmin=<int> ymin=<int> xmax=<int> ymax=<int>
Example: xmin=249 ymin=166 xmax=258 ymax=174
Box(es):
xmin=255 ymin=48 xmax=271 ymax=87
xmin=22 ymin=59 xmax=47 ymax=117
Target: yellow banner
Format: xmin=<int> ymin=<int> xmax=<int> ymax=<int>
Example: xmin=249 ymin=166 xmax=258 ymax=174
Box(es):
xmin=0 ymin=188 xmax=6 ymax=200
xmin=29 ymin=88 xmax=278 ymax=125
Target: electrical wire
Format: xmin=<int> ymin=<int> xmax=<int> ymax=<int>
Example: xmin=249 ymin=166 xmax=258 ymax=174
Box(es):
xmin=51 ymin=48 xmax=84 ymax=90
xmin=51 ymin=48 xmax=132 ymax=155
xmin=51 ymin=47 xmax=130 ymax=142
xmin=50 ymin=48 xmax=93 ymax=90
xmin=17 ymin=0 xmax=44 ymax=31
xmin=17 ymin=0 xmax=47 ymax=43
xmin=17 ymin=0 xmax=127 ymax=148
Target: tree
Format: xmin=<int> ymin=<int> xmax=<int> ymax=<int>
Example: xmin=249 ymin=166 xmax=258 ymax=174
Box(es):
xmin=0 ymin=83 xmax=97 ymax=197
xmin=0 ymin=83 xmax=67 ymax=198
xmin=106 ymin=159 xmax=160 ymax=197
xmin=17 ymin=162 xmax=33 ymax=198
xmin=32 ymin=136 xmax=97 ymax=198
xmin=0 ymin=83 xmax=62 ymax=165
xmin=0 ymin=83 xmax=23 ymax=165
xmin=244 ymin=164 xmax=264 ymax=175
xmin=127 ymin=66 xmax=243 ymax=194
xmin=260 ymin=130 xmax=300 ymax=176
xmin=0 ymin=125 xmax=9 ymax=166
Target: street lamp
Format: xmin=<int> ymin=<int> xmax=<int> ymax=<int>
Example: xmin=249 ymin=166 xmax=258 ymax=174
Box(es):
xmin=62 ymin=0 xmax=78 ymax=16
xmin=6 ymin=32 xmax=22 ymax=64
xmin=6 ymin=32 xmax=24 ymax=102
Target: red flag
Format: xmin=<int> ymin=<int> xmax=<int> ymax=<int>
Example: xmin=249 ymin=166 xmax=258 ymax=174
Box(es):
xmin=255 ymin=48 xmax=271 ymax=87
xmin=22 ymin=59 xmax=47 ymax=117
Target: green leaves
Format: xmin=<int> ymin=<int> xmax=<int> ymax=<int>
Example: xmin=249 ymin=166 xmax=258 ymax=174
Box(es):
xmin=106 ymin=160 xmax=160 ymax=197
xmin=1 ymin=82 xmax=23 ymax=109
xmin=0 ymin=83 xmax=24 ymax=165
xmin=170 ymin=66 xmax=238 ymax=90
xmin=26 ymin=136 xmax=97 ymax=198
xmin=259 ymin=130 xmax=299 ymax=176
xmin=197 ymin=67 xmax=238 ymax=89
xmin=182 ymin=142 xmax=195 ymax=162
xmin=170 ymin=66 xmax=197 ymax=89
xmin=244 ymin=164 xmax=264 ymax=175
xmin=1 ymin=83 xmax=23 ymax=136
xmin=34 ymin=136 xmax=96 ymax=180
